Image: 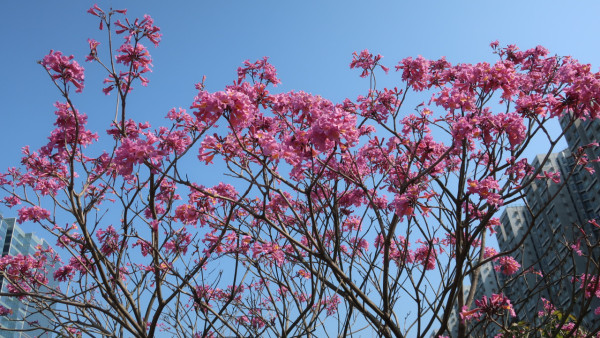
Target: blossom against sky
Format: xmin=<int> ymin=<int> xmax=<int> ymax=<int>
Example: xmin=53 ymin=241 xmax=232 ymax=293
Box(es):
xmin=2 ymin=0 xmax=599 ymax=185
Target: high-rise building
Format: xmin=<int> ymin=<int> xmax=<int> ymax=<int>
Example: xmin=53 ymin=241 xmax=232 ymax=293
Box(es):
xmin=446 ymin=117 xmax=600 ymax=336
xmin=560 ymin=116 xmax=600 ymax=221
xmin=495 ymin=116 xmax=600 ymax=330
xmin=0 ymin=214 xmax=58 ymax=338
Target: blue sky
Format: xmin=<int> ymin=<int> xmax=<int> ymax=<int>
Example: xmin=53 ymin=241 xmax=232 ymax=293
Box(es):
xmin=1 ymin=0 xmax=597 ymax=271
xmin=1 ymin=1 xmax=600 ymax=335
xmin=2 ymin=0 xmax=600 ymax=172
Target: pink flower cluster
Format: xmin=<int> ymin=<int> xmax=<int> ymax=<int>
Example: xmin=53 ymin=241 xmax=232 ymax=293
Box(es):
xmin=95 ymin=226 xmax=121 ymax=256
xmin=17 ymin=206 xmax=51 ymax=224
xmin=53 ymin=264 xmax=76 ymax=282
xmin=493 ymin=256 xmax=521 ymax=276
xmin=414 ymin=243 xmax=437 ymax=270
xmin=194 ymin=284 xmax=246 ymax=311
xmin=537 ymin=297 xmax=555 ymax=317
xmin=194 ymin=80 xmax=361 ymax=182
xmin=396 ymin=56 xmax=430 ymax=91
xmin=40 ymin=51 xmax=85 ymax=93
xmin=350 ymin=49 xmax=389 ymax=78
xmin=252 ymin=242 xmax=286 ymax=267
xmin=319 ymin=295 xmax=341 ymax=316
xmin=108 ymin=119 xmax=193 ymax=178
xmin=536 ymin=170 xmax=561 ymax=184
xmin=237 ymin=56 xmax=281 ymax=86
xmin=572 ymin=274 xmax=600 ymax=315
xmin=163 ymin=229 xmax=192 ymax=255
xmin=58 ymin=255 xmax=95 ymax=279
xmin=116 ymin=43 xmax=153 ymax=75
xmin=0 ymin=305 xmax=12 ymax=316
xmin=115 ymin=14 xmax=161 ymax=47
xmin=3 ymin=100 xmax=101 ymax=204
xmin=0 ymin=254 xmax=49 ymax=298
xmin=191 ymin=87 xmax=257 ymax=130
xmin=86 ymin=5 xmax=160 ymax=94
xmin=460 ymin=293 xmax=516 ymax=323
xmin=467 ymin=177 xmax=503 ymax=208
xmin=45 ymin=102 xmax=98 ymax=153
xmin=375 ymin=235 xmax=440 ymax=271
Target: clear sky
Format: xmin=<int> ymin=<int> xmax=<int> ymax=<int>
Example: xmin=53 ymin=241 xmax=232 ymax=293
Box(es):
xmin=2 ymin=0 xmax=600 ymax=172
xmin=1 ymin=1 xmax=600 ymax=335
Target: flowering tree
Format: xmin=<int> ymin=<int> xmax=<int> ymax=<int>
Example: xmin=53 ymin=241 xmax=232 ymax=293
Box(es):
xmin=1 ymin=6 xmax=600 ymax=338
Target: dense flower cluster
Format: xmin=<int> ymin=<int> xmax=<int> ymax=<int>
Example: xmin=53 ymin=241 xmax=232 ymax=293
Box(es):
xmin=40 ymin=51 xmax=85 ymax=92
xmin=0 ymin=254 xmax=50 ymax=298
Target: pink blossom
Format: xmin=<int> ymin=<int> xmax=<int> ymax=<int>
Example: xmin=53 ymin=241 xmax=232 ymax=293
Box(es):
xmin=476 ymin=293 xmax=516 ymax=318
xmin=350 ymin=237 xmax=369 ymax=256
xmin=95 ymin=225 xmax=121 ymax=256
xmin=571 ymin=239 xmax=583 ymax=256
xmin=191 ymin=88 xmax=257 ymax=130
xmin=65 ymin=327 xmax=82 ymax=336
xmin=163 ymin=229 xmax=192 ymax=255
xmin=494 ymin=256 xmax=521 ymax=275
xmin=414 ymin=244 xmax=437 ymax=270
xmin=252 ymin=242 xmax=286 ymax=266
xmin=87 ymin=4 xmax=104 ymax=17
xmin=0 ymin=305 xmax=12 ymax=316
xmin=0 ymin=254 xmax=49 ymax=297
xmin=116 ymin=43 xmax=153 ymax=74
xmin=396 ymin=56 xmax=431 ymax=91
xmin=210 ymin=183 xmax=238 ymax=200
xmin=68 ymin=255 xmax=95 ymax=275
xmin=297 ymin=269 xmax=311 ymax=279
xmin=114 ymin=136 xmax=163 ymax=176
xmin=342 ymin=216 xmax=362 ymax=232
xmin=319 ymin=295 xmax=341 ymax=316
xmin=467 ymin=177 xmax=503 ymax=207
xmin=3 ymin=195 xmax=21 ymax=208
xmin=53 ymin=265 xmax=76 ymax=282
xmin=538 ymin=297 xmax=555 ymax=317
xmin=17 ymin=206 xmax=51 ymax=224
xmin=174 ymin=204 xmax=201 ymax=225
xmin=391 ymin=194 xmax=415 ymax=219
xmin=86 ymin=39 xmax=100 ymax=62
xmin=462 ymin=293 xmax=516 ymax=323
xmin=133 ymin=239 xmax=152 ymax=257
xmin=114 ymin=14 xmax=161 ymax=47
xmin=536 ymin=170 xmax=561 ymax=183
xmin=43 ymin=102 xmax=98 ymax=152
xmin=158 ymin=128 xmax=192 ymax=154
xmin=237 ymin=57 xmax=281 ymax=85
xmin=350 ymin=50 xmax=388 ymax=78
xmin=572 ymin=274 xmax=600 ymax=315
xmin=459 ymin=305 xmax=482 ymax=322
xmin=483 ymin=247 xmax=498 ymax=259
xmin=41 ymin=51 xmax=85 ymax=92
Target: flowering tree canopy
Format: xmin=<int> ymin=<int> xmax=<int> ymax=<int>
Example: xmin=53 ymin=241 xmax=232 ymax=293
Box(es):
xmin=1 ymin=6 xmax=600 ymax=338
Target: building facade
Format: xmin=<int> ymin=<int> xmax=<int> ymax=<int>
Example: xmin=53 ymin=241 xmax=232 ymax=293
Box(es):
xmin=495 ymin=117 xmax=600 ymax=331
xmin=447 ymin=117 xmax=600 ymax=336
xmin=0 ymin=214 xmax=58 ymax=338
